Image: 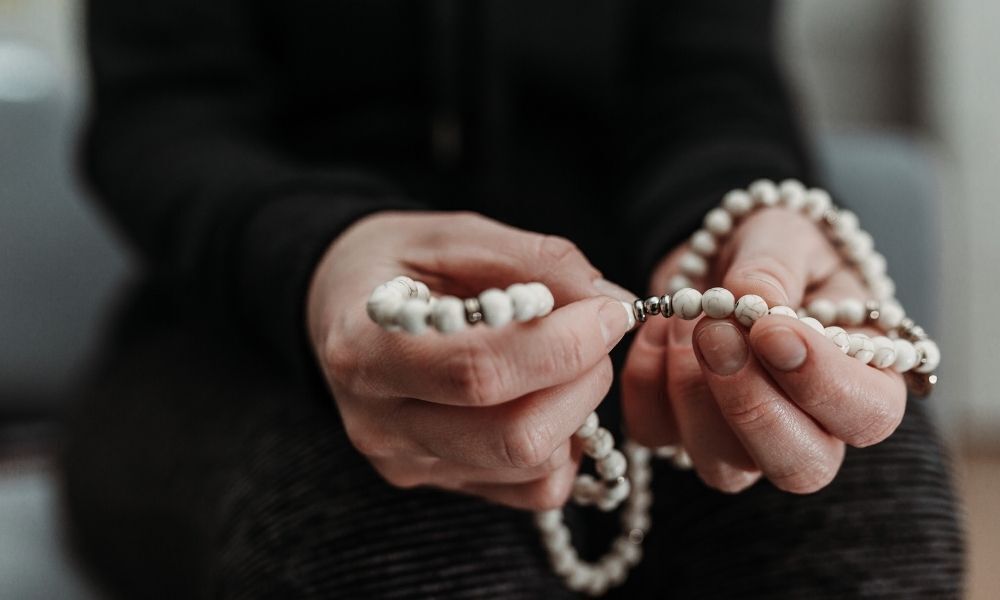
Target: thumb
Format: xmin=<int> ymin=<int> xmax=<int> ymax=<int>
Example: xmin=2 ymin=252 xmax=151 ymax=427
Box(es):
xmin=721 ymin=208 xmax=839 ymax=309
xmin=426 ymin=214 xmax=616 ymax=304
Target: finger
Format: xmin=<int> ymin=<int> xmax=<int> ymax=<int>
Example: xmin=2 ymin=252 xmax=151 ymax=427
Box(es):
xmin=402 ymin=213 xmax=604 ymax=304
xmin=458 ymin=457 xmax=581 ymax=511
xmin=620 ymin=316 xmax=677 ymax=447
xmin=749 ymin=315 xmax=907 ymax=448
xmin=666 ymin=318 xmax=762 ymax=493
xmin=720 ymin=208 xmax=841 ymax=307
xmin=395 ymin=358 xmax=614 ymax=469
xmin=369 ymin=440 xmax=574 ymax=488
xmin=692 ymin=317 xmax=846 ymax=494
xmin=362 ymin=295 xmax=632 ymax=406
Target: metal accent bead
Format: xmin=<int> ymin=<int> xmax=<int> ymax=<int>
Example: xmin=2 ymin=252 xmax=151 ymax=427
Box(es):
xmin=464 ymin=297 xmax=483 ymax=324
xmin=643 ymin=295 xmax=661 ymax=316
xmin=660 ymin=294 xmax=673 ymax=318
xmin=865 ymin=300 xmax=881 ymax=322
xmin=632 ymin=298 xmax=647 ymax=323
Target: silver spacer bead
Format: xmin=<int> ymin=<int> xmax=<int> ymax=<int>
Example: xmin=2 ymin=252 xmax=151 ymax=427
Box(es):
xmin=865 ymin=299 xmax=881 ymax=322
xmin=464 ymin=297 xmax=483 ymax=324
xmin=659 ymin=294 xmax=673 ymax=318
xmin=643 ymin=295 xmax=661 ymax=316
xmin=632 ymin=298 xmax=647 ymax=323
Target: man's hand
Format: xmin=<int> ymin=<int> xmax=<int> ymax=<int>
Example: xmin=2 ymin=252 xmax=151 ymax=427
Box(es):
xmin=621 ymin=207 xmax=907 ymax=494
xmin=307 ymin=211 xmax=634 ymax=510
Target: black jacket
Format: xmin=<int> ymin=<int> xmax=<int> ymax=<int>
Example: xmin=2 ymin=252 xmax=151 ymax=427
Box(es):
xmin=83 ymin=0 xmax=812 ymax=377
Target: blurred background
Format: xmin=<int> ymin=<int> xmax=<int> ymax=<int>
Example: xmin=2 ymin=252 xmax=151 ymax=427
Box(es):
xmin=0 ymin=1 xmax=996 ymax=597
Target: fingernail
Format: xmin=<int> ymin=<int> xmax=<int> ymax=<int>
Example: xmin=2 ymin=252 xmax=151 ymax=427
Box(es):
xmin=599 ymin=299 xmax=633 ymax=349
xmin=695 ymin=322 xmax=747 ymax=376
xmin=593 ymin=277 xmax=638 ymax=302
xmin=755 ymin=326 xmax=807 ymax=371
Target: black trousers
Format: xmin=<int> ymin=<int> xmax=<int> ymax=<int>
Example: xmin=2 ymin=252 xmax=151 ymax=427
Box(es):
xmin=61 ymin=292 xmax=965 ymax=599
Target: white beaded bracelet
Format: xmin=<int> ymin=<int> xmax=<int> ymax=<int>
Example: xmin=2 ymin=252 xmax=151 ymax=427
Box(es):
xmin=363 ymin=178 xmax=940 ymax=595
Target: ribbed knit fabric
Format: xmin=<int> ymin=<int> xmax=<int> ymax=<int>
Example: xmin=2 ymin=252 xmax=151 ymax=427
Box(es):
xmin=60 ymin=294 xmax=964 ymax=599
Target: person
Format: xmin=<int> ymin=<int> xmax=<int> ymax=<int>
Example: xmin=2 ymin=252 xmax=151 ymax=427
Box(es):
xmin=61 ymin=1 xmax=964 ymax=598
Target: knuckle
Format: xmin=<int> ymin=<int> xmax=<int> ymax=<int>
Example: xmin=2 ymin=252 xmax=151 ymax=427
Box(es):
xmin=717 ymin=392 xmax=779 ymax=433
xmin=445 ymin=342 xmax=507 ymax=406
xmin=500 ymin=416 xmax=556 ymax=469
xmin=526 ymin=476 xmax=573 ymax=510
xmin=537 ymin=234 xmax=582 ymax=266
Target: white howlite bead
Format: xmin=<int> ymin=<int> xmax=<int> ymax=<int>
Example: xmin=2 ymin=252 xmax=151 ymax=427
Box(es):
xmin=848 ymin=333 xmax=875 ymax=365
xmin=613 ymin=537 xmax=643 ymax=566
xmin=506 ymin=283 xmax=539 ymax=322
xmin=382 ymin=279 xmax=413 ymax=298
xmin=704 ymin=208 xmax=733 ymax=236
xmin=431 ymin=296 xmax=466 ymax=333
xmin=914 ymin=339 xmax=941 ymax=373
xmin=630 ymin=488 xmax=653 ymax=512
xmin=892 ymin=339 xmax=919 ymax=373
xmin=722 ymin=189 xmax=754 ymax=216
xmin=572 ymin=474 xmax=600 ymax=506
xmin=690 ymin=229 xmax=718 ymax=257
xmin=584 ymin=427 xmax=614 ymax=460
xmin=596 ymin=493 xmax=622 ymax=513
xmin=832 ymin=210 xmax=860 ymax=240
xmin=768 ymin=305 xmax=799 ymax=319
xmin=804 ymin=188 xmax=832 ymax=221
xmin=600 ymin=555 xmax=628 ymax=586
xmin=862 ymin=252 xmax=888 ymax=278
xmin=535 ymin=509 xmax=563 ymax=532
xmin=845 ymin=230 xmax=875 ymax=263
xmin=870 ymin=277 xmax=896 ymax=301
xmin=679 ymin=251 xmax=708 ymax=278
xmin=701 ymin=287 xmax=736 ymax=319
xmin=837 ymin=298 xmax=866 ymax=326
xmin=584 ymin=569 xmax=610 ymax=597
xmin=749 ymin=179 xmax=779 ymax=207
xmin=527 ymin=282 xmax=555 ymax=317
xmin=398 ymin=299 xmax=431 ymax=334
xmin=367 ymin=287 xmax=406 ymax=325
xmin=734 ymin=294 xmax=768 ymax=327
xmin=877 ymin=300 xmax=905 ymax=331
xmin=630 ymin=464 xmax=652 ymax=489
xmin=414 ymin=280 xmax=431 ymax=301
xmin=575 ymin=412 xmax=600 ymax=439
xmin=566 ymin=564 xmax=594 ymax=591
xmin=605 ymin=478 xmax=631 ymax=503
xmin=871 ymin=336 xmax=897 ymax=369
xmin=551 ymin=546 xmax=579 ymax=576
xmin=807 ymin=299 xmax=837 ymax=326
xmin=392 ymin=275 xmax=419 ymax=297
xmin=672 ymin=288 xmax=704 ymax=320
xmin=543 ymin=525 xmax=571 ymax=551
xmin=667 ymin=274 xmax=693 ymax=293
xmin=596 ymin=449 xmax=627 ymax=481
xmin=478 ymin=288 xmax=513 ymax=327
xmin=824 ymin=326 xmax=851 ymax=354
xmin=778 ymin=179 xmax=807 ymax=211
xmin=622 ymin=506 xmax=650 ymax=532
xmin=799 ymin=316 xmax=824 ymax=333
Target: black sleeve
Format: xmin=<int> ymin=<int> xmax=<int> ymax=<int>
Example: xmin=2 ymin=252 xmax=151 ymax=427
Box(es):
xmin=618 ymin=0 xmax=815 ymax=285
xmin=82 ymin=0 xmax=421 ymax=376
